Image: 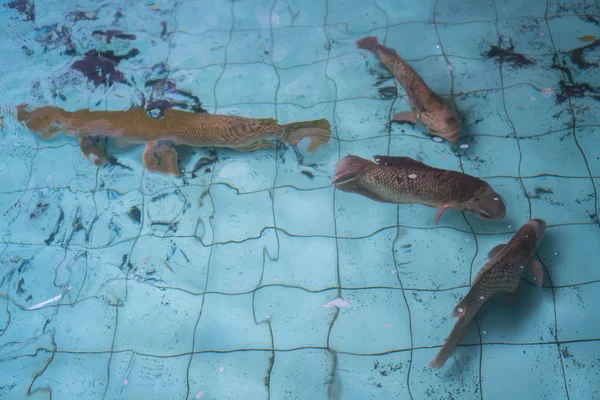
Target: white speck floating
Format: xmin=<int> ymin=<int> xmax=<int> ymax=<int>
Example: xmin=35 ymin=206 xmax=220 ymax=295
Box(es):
xmin=539 ymin=32 xmax=545 ymax=37
xmin=479 ymin=296 xmax=484 ymax=300
xmin=554 ymin=252 xmax=559 ymax=256
xmin=541 ymin=88 xmax=554 ymax=97
xmin=483 ymin=330 xmax=487 ymax=335
xmin=493 ymin=197 xmax=500 ymax=201
xmin=219 ymin=367 xmax=226 ymax=373
xmin=272 ymin=276 xmax=278 ymax=281
xmin=433 ymin=137 xmax=443 ymax=142
xmin=459 ymin=144 xmax=469 ymax=149
xmin=436 ymin=45 xmax=440 ymax=49
xmin=457 ymin=308 xmax=464 ymax=313
xmin=391 ymin=269 xmax=396 ymax=274
xmin=408 ymin=173 xmax=417 ymax=179
xmin=196 ymin=391 xmax=205 ymax=399
xmin=508 ymin=225 xmax=512 ymax=228
xmin=465 ymin=238 xmax=470 ymax=242
xmin=386 ymin=323 xmax=393 ymax=328
xmin=447 ymin=64 xmax=454 ymax=71
xmin=266 ymin=314 xmax=272 ymax=319
xmin=349 ymin=378 xmax=355 ymax=383
xmin=322 ymin=297 xmax=351 ymax=308
xmin=520 ymin=266 xmax=525 ymax=269
xmin=529 ymin=96 xmax=536 ymax=101
xmin=124 ymin=379 xmax=130 ymax=385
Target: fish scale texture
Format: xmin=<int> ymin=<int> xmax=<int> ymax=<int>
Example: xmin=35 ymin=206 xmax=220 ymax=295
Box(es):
xmin=0 ymin=0 xmax=599 ymax=400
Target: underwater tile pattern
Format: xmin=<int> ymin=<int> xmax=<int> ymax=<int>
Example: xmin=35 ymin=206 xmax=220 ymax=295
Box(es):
xmin=0 ymin=0 xmax=599 ymax=399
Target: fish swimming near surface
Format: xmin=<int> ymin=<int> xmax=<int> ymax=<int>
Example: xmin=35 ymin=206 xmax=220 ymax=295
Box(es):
xmin=429 ymin=218 xmax=547 ymax=369
xmin=16 ymin=105 xmax=332 ymax=176
xmin=332 ymin=155 xmax=506 ymax=224
xmin=356 ymin=36 xmax=462 ymax=142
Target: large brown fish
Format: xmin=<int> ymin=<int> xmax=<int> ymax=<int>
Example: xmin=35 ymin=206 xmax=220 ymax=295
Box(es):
xmin=16 ymin=105 xmax=332 ymax=176
xmin=356 ymin=36 xmax=461 ymax=142
xmin=332 ymin=155 xmax=506 ymax=224
xmin=429 ymin=218 xmax=547 ymax=369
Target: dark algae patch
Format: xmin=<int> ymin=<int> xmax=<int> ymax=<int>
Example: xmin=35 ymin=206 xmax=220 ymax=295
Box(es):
xmin=484 ymin=37 xmax=534 ymax=67
xmin=6 ymin=0 xmax=35 ymax=21
xmin=555 ymin=79 xmax=600 ymax=104
xmin=71 ymin=49 xmax=139 ymax=87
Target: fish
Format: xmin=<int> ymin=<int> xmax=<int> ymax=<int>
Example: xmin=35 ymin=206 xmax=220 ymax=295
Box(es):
xmin=577 ymin=35 xmax=597 ymax=42
xmin=332 ymin=155 xmax=506 ymax=224
xmin=16 ymin=105 xmax=332 ymax=176
xmin=429 ymin=218 xmax=547 ymax=369
xmin=356 ymin=36 xmax=462 ymax=142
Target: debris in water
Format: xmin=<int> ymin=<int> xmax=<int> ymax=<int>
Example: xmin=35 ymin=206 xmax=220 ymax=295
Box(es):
xmin=459 ymin=144 xmax=469 ymax=149
xmin=408 ymin=173 xmax=417 ymax=179
xmin=433 ymin=137 xmax=443 ymax=142
xmin=322 ymin=297 xmax=351 ymax=308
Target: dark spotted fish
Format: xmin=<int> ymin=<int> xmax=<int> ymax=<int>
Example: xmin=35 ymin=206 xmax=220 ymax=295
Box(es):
xmin=429 ymin=218 xmax=547 ymax=369
xmin=356 ymin=36 xmax=461 ymax=142
xmin=332 ymin=155 xmax=506 ymax=224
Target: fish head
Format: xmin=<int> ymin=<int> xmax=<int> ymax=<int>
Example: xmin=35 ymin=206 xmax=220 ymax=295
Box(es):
xmin=521 ymin=218 xmax=547 ymax=245
xmin=427 ymin=107 xmax=462 ymax=142
xmin=464 ymin=186 xmax=506 ymax=221
xmin=17 ymin=106 xmax=66 ymax=139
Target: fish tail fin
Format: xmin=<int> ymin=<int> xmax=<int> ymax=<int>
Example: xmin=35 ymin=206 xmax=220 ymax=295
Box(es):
xmin=332 ymin=155 xmax=374 ymax=184
xmin=280 ymin=119 xmax=332 ymax=151
xmin=356 ymin=36 xmax=380 ymax=51
xmin=429 ymin=309 xmax=473 ymax=369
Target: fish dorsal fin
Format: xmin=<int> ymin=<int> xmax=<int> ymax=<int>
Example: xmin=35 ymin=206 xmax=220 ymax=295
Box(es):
xmin=373 ymin=155 xmax=427 ymax=168
xmin=487 ymin=244 xmax=506 ymax=259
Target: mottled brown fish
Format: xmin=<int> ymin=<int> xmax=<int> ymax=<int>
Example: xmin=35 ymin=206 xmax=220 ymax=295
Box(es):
xmin=429 ymin=218 xmax=547 ymax=369
xmin=356 ymin=36 xmax=462 ymax=142
xmin=332 ymin=155 xmax=506 ymax=224
xmin=16 ymin=105 xmax=331 ymax=176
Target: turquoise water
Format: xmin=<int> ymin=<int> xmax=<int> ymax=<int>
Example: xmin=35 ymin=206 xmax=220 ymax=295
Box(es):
xmin=1 ymin=0 xmax=599 ymax=399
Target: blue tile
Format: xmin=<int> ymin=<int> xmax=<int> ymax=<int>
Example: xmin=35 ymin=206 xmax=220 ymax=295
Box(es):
xmin=452 ymin=59 xmax=502 ymax=95
xmin=456 ymin=88 xmax=516 ymax=137
xmin=519 ymin=132 xmax=589 ymax=177
xmin=175 ymin=1 xmax=234 ymax=34
xmin=216 ymin=63 xmax=279 ymax=105
xmin=272 ymin=26 xmax=329 ymax=69
xmin=329 ymin=288 xmax=411 ymax=353
xmin=578 ymin=126 xmax=600 ymax=175
xmin=0 ymin=353 xmax=54 ymax=400
xmin=408 ymin=288 xmax=482 ymax=348
xmin=525 ymin=176 xmax=596 ymax=225
xmin=274 ymin=186 xmax=335 ymax=237
xmin=326 ymin=0 xmax=386 ymax=32
xmin=504 ymin=85 xmax=572 ymax=138
xmin=169 ymin=32 xmax=230 ymax=69
xmin=114 ymin=281 xmax=203 ymax=355
xmin=233 ymin=0 xmax=278 ymax=30
xmin=226 ymin=30 xmax=272 ymax=64
xmin=560 ymin=341 xmax=600 ymax=400
xmin=434 ymin=0 xmax=496 ymax=23
xmin=410 ymin=346 xmax=481 ymax=398
xmin=261 ymin=234 xmax=338 ymax=290
xmin=437 ymin=22 xmax=498 ymax=58
xmin=28 ymin=353 xmax=110 ymax=399
xmin=556 ymin=283 xmax=600 ymax=342
xmin=254 ymin=287 xmax=334 ymax=348
xmin=104 ymin=354 xmax=189 ymax=399
xmin=129 ymin=236 xmax=211 ymax=294
xmin=336 ymin=352 xmax=412 ymax=398
xmin=539 ymin=224 xmax=600 ymax=286
xmin=338 ymin=230 xmax=399 ymax=288
xmin=494 ymin=0 xmax=547 ymax=18
xmin=459 ymin=135 xmax=521 ymax=177
xmin=277 ymin=62 xmax=336 ymax=107
xmin=481 ymin=344 xmax=568 ymax=400
xmin=270 ymin=350 xmax=330 ymax=399
xmin=193 ymin=292 xmax=271 ymax=351
xmin=210 ymin=184 xmax=273 ymax=243
xmin=395 ymin=226 xmax=477 ymax=289
xmin=186 ymin=351 xmax=271 ymax=399
xmin=335 ymin=98 xmax=391 ymax=141
xmin=377 ymin=0 xmax=437 ymax=22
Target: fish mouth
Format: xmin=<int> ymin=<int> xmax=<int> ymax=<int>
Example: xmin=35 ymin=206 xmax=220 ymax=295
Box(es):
xmin=531 ymin=218 xmax=547 ymax=231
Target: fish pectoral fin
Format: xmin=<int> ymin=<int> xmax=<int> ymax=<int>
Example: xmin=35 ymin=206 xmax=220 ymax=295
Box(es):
xmin=79 ymin=136 xmax=107 ymax=166
xmin=529 ymin=258 xmax=544 ymax=287
xmin=434 ymin=203 xmax=453 ymax=225
xmin=372 ymin=155 xmax=428 ymax=168
xmin=113 ymin=137 xmax=138 ymax=149
xmin=487 ymin=244 xmax=506 ymax=259
xmin=391 ymin=111 xmax=418 ymax=124
xmin=142 ymin=141 xmax=181 ymax=176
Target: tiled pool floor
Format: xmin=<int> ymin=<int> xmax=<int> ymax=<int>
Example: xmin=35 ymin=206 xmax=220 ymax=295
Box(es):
xmin=1 ymin=0 xmax=599 ymax=399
